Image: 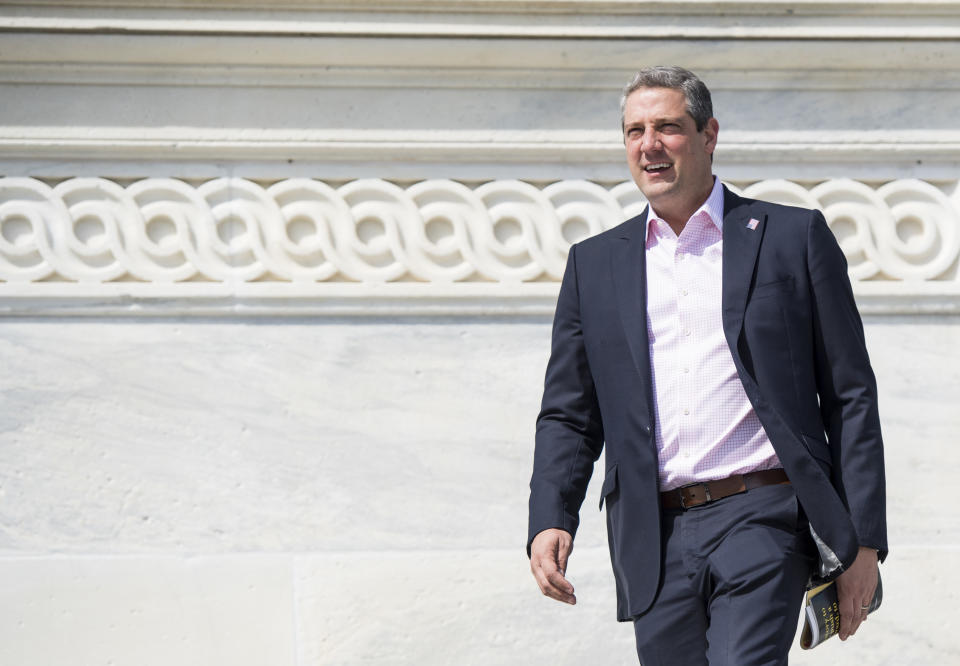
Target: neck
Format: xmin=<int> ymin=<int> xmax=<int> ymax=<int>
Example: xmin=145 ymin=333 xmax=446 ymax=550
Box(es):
xmin=653 ymin=177 xmax=715 ymax=235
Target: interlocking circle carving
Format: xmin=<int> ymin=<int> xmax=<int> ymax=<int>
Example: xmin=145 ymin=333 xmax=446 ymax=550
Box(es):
xmin=1 ymin=177 xmax=957 ymax=288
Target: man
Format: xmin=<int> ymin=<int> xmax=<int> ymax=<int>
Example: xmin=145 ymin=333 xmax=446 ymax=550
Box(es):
xmin=527 ymin=66 xmax=886 ymax=665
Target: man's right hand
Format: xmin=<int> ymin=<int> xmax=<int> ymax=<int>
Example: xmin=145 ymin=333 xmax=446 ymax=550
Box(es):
xmin=529 ymin=528 xmax=576 ymax=605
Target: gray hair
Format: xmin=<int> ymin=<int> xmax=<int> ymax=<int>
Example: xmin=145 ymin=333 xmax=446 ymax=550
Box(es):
xmin=619 ymin=66 xmax=713 ymax=132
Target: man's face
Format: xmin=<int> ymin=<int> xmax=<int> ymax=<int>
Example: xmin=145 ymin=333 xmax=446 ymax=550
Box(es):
xmin=622 ymin=87 xmax=718 ymax=218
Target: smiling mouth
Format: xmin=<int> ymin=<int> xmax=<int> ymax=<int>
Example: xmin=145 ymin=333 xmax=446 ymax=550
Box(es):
xmin=644 ymin=163 xmax=672 ymax=173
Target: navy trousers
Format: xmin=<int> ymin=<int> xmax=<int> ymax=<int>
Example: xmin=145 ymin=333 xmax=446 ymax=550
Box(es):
xmin=632 ymin=483 xmax=817 ymax=665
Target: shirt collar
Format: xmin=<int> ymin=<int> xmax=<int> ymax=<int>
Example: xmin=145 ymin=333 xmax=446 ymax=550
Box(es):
xmin=645 ymin=176 xmax=725 ymax=239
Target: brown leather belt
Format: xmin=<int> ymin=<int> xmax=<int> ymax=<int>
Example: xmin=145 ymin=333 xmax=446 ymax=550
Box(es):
xmin=660 ymin=469 xmax=790 ymax=510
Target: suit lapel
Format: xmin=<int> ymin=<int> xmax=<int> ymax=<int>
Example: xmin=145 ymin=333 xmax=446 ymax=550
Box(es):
xmin=611 ymin=208 xmax=653 ymax=399
xmin=721 ymin=188 xmax=765 ymax=353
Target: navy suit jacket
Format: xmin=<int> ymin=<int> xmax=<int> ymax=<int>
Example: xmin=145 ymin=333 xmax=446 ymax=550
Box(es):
xmin=528 ymin=186 xmax=887 ymax=621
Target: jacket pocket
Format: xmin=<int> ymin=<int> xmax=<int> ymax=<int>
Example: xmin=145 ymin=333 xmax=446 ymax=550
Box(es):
xmin=599 ymin=463 xmax=618 ymax=510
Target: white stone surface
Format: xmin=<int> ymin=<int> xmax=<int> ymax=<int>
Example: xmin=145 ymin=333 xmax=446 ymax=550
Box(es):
xmin=0 ymin=555 xmax=297 ymax=666
xmin=295 ymin=547 xmax=635 ymax=665
xmin=0 ymin=318 xmax=549 ymax=554
xmin=0 ymin=315 xmax=958 ymax=662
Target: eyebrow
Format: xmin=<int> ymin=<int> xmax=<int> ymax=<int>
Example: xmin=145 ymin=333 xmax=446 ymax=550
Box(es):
xmin=623 ymin=116 xmax=687 ymax=130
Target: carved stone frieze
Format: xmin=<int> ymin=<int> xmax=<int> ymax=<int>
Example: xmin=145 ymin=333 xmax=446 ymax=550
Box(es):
xmin=0 ymin=177 xmax=957 ymax=314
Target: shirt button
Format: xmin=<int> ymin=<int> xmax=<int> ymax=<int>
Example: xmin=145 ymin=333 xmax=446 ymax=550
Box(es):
xmin=683 ymin=329 xmax=691 ymax=337
xmin=683 ymin=408 xmax=690 ymax=415
xmin=682 ymin=367 xmax=690 ymax=373
xmin=680 ymin=289 xmax=688 ymax=296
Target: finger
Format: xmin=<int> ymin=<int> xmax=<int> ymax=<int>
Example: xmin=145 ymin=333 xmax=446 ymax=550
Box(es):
xmin=851 ymin=606 xmax=866 ymax=634
xmin=838 ymin=594 xmax=856 ymax=640
xmin=531 ymin=543 xmax=576 ymax=603
xmin=557 ymin=541 xmax=571 ymax=577
xmin=839 ymin=603 xmax=864 ymax=640
xmin=840 ymin=611 xmax=859 ymax=640
xmin=545 ymin=568 xmax=575 ymax=595
xmin=539 ymin=553 xmax=576 ymax=602
xmin=532 ymin=558 xmax=576 ymax=604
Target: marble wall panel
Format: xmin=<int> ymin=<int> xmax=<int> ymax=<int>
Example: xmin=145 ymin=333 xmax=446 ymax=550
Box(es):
xmin=0 ymin=555 xmax=296 ymax=666
xmin=859 ymin=317 xmax=960 ymax=547
xmin=0 ymin=318 xmax=552 ymax=554
xmin=294 ymin=547 xmax=634 ymax=666
xmin=0 ymin=314 xmax=958 ymax=662
xmin=1 ymin=316 xmax=957 ymax=555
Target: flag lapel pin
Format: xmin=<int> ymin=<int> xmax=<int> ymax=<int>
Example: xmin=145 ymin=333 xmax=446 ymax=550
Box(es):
xmin=746 ymin=218 xmax=760 ymax=231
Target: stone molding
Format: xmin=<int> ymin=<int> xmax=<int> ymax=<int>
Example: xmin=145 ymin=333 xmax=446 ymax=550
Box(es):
xmin=1 ymin=176 xmax=957 ymax=315
xmin=7 ymin=1 xmax=960 ymax=36
xmin=4 ymin=128 xmax=960 ymax=171
xmin=4 ymin=2 xmax=958 ymax=182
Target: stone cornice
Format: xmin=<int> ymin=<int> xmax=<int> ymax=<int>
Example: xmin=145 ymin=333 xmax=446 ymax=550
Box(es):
xmin=1 ymin=34 xmax=954 ymax=71
xmin=2 ymin=283 xmax=958 ymax=318
xmin=3 ymin=129 xmax=958 ymax=182
xmin=4 ymin=1 xmax=960 ymax=40
xmin=7 ymin=1 xmax=960 ymax=17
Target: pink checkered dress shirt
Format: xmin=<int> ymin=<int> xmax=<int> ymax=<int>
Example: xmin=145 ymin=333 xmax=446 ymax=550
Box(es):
xmin=645 ymin=177 xmax=782 ymax=491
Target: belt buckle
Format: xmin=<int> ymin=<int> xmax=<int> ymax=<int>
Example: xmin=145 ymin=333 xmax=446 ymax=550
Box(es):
xmin=679 ymin=482 xmax=712 ymax=509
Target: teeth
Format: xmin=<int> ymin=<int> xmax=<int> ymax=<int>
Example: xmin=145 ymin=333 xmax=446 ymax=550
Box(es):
xmin=645 ymin=163 xmax=671 ymax=171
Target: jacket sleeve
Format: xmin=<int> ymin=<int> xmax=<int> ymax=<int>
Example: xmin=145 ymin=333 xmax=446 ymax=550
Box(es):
xmin=806 ymin=210 xmax=888 ymax=561
xmin=527 ymin=243 xmax=605 ymax=556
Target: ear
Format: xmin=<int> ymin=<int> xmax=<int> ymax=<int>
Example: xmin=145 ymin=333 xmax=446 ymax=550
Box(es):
xmin=703 ymin=117 xmax=719 ymax=155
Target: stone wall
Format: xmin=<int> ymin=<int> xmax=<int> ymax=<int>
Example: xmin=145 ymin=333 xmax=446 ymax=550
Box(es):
xmin=1 ymin=1 xmax=958 ymax=664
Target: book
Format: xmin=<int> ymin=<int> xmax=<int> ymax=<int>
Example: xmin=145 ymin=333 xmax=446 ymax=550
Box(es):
xmin=799 ymin=573 xmax=883 ymax=649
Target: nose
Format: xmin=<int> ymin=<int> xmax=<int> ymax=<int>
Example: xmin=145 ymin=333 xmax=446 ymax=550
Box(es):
xmin=640 ymin=130 xmax=661 ymax=154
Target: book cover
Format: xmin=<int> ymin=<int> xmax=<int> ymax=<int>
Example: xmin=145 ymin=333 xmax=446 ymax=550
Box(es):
xmin=799 ymin=573 xmax=883 ymax=649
